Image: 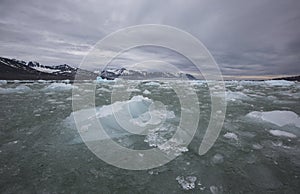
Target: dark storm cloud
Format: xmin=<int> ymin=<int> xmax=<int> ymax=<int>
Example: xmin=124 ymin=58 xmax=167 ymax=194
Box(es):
xmin=0 ymin=0 xmax=299 ymax=76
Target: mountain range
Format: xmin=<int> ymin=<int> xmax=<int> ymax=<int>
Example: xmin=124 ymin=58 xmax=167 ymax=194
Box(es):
xmin=0 ymin=57 xmax=197 ymax=80
xmin=0 ymin=57 xmax=299 ymax=81
xmin=0 ymin=57 xmax=97 ymax=80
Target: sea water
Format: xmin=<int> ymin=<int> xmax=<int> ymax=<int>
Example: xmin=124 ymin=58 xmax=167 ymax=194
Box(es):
xmin=0 ymin=80 xmax=299 ymax=193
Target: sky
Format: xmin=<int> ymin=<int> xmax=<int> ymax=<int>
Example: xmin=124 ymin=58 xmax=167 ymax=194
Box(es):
xmin=0 ymin=0 xmax=300 ymax=78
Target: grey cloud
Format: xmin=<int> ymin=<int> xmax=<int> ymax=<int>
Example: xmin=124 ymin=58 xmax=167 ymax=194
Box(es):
xmin=0 ymin=0 xmax=299 ymax=77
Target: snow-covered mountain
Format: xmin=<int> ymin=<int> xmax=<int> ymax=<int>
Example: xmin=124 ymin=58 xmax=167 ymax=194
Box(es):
xmin=27 ymin=61 xmax=76 ymax=73
xmin=0 ymin=57 xmax=97 ymax=80
xmin=0 ymin=57 xmax=198 ymax=80
xmin=100 ymin=68 xmax=198 ymax=80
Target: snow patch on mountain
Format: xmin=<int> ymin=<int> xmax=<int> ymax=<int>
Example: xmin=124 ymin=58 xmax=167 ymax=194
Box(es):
xmin=32 ymin=66 xmax=61 ymax=73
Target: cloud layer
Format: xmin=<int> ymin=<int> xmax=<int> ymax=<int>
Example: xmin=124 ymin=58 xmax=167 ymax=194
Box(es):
xmin=0 ymin=0 xmax=299 ymax=77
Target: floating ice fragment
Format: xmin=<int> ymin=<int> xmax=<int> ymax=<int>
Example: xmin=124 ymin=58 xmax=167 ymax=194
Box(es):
xmin=97 ymin=87 xmax=110 ymax=92
xmin=236 ymin=85 xmax=244 ymax=90
xmin=144 ymin=81 xmax=161 ymax=86
xmin=138 ymin=153 xmax=144 ymax=157
xmin=95 ymin=76 xmax=115 ymax=82
xmin=264 ymin=80 xmax=294 ymax=86
xmin=246 ymin=111 xmax=300 ymax=128
xmin=225 ymin=91 xmax=251 ymax=101
xmin=271 ymin=140 xmax=283 ymax=147
xmin=7 ymin=140 xmax=18 ymax=145
xmin=252 ymin=143 xmax=263 ymax=150
xmin=0 ymin=85 xmax=31 ymax=94
xmin=210 ymin=185 xmax=220 ymax=194
xmin=176 ymin=176 xmax=197 ymax=190
xmin=212 ymin=153 xmax=224 ymax=164
xmin=157 ymin=138 xmax=189 ymax=156
xmin=42 ymin=83 xmax=77 ymax=91
xmin=269 ymin=130 xmax=296 ymax=138
xmin=0 ymin=80 xmax=7 ymax=85
xmin=223 ymin=132 xmax=238 ymax=141
xmin=213 ymin=90 xmax=250 ymax=102
xmin=66 ymin=95 xmax=177 ymax=144
xmin=143 ymin=89 xmax=151 ymax=95
xmin=126 ymin=88 xmax=141 ymax=92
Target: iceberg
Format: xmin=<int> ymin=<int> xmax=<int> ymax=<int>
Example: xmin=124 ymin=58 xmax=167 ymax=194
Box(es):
xmin=68 ymin=95 xmax=176 ymax=142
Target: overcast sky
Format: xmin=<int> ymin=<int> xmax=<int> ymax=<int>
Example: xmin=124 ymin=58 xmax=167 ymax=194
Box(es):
xmin=0 ymin=0 xmax=299 ymax=77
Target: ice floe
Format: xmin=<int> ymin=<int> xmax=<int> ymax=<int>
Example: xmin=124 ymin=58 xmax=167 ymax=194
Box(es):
xmin=269 ymin=130 xmax=296 ymax=138
xmin=223 ymin=132 xmax=238 ymax=141
xmin=246 ymin=110 xmax=300 ymax=128
xmin=42 ymin=83 xmax=77 ymax=91
xmin=225 ymin=91 xmax=251 ymax=101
